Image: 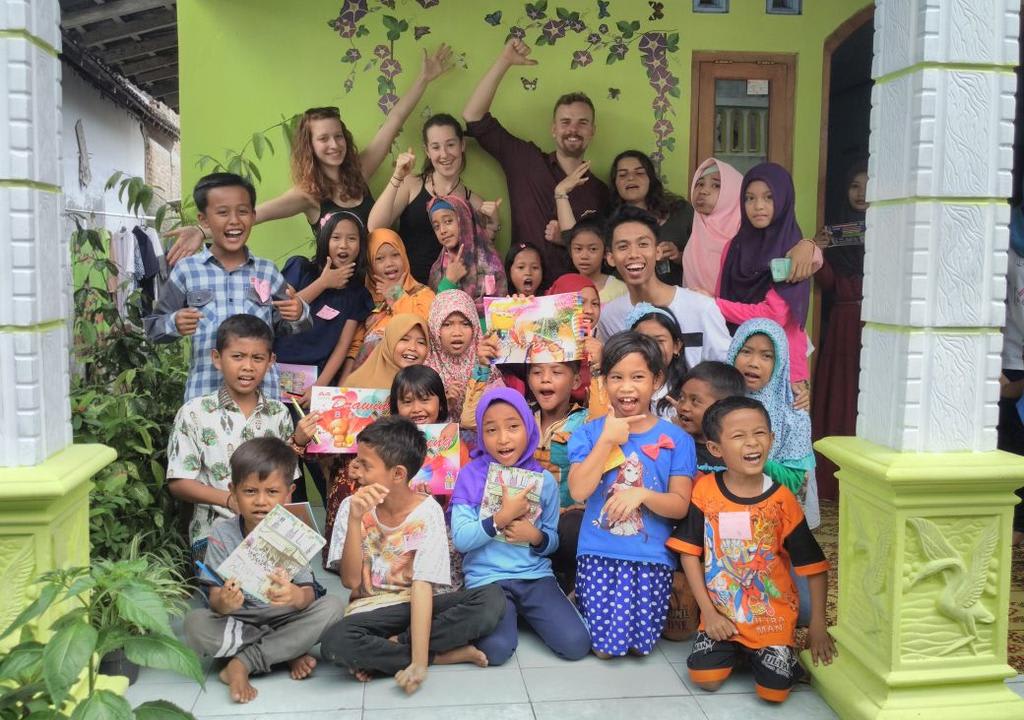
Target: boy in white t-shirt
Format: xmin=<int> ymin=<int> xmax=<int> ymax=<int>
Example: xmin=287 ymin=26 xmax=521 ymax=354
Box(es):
xmin=320 ymin=416 xmax=506 ymax=694
xmin=596 ymin=206 xmax=732 ymax=367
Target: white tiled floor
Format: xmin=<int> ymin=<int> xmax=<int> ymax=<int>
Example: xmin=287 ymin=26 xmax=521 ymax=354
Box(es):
xmin=126 ymin=567 xmax=848 ymax=719
xmin=123 ymin=498 xmax=1022 ymax=718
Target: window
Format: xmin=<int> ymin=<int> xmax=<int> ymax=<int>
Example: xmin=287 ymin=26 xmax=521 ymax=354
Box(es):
xmin=693 ymin=0 xmax=728 ymax=13
xmin=766 ymin=0 xmax=801 ymax=15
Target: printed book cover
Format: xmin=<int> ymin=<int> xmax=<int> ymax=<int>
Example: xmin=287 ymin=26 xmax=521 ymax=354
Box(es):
xmin=479 ymin=462 xmax=544 ymax=545
xmin=277 ymin=363 xmax=317 ymax=400
xmin=307 ymin=386 xmax=390 ymax=453
xmin=409 ymin=423 xmax=461 ymax=495
xmin=216 ymin=504 xmax=326 ymax=603
xmin=483 ymin=292 xmax=583 ymax=364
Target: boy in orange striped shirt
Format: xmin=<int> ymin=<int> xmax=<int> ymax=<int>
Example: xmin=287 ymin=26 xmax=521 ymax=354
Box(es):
xmin=666 ymin=396 xmax=834 ymax=703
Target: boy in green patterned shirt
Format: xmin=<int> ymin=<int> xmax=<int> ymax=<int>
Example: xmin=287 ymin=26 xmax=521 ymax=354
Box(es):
xmin=166 ymin=314 xmax=317 ymax=559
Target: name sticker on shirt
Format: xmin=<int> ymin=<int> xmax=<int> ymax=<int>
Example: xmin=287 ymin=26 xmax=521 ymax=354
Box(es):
xmin=250 ymin=277 xmax=272 ymax=303
xmin=316 ymin=305 xmax=340 ymax=320
xmin=718 ymin=511 xmax=752 ymax=540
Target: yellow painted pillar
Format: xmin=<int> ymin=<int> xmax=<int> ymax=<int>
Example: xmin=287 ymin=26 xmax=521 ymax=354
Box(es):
xmin=806 ymin=1 xmax=1024 ymax=717
xmin=0 ymin=0 xmax=114 ymax=639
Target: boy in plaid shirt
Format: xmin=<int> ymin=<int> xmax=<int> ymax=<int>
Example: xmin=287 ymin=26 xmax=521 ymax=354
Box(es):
xmin=145 ymin=172 xmax=311 ymax=400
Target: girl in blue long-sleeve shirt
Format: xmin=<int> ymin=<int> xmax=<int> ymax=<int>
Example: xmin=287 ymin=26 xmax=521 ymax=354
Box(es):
xmin=450 ymin=387 xmax=591 ymax=665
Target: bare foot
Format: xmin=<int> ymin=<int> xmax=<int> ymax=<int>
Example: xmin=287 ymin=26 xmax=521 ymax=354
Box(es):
xmin=348 ymin=668 xmax=373 ymax=682
xmin=593 ymin=649 xmax=613 ymax=660
xmin=288 ymin=654 xmax=317 ymax=680
xmin=218 ymin=658 xmax=257 ymax=703
xmin=434 ymin=645 xmax=488 ymax=667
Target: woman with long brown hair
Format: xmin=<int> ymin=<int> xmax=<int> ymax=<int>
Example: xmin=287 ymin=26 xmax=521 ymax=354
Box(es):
xmin=165 ymin=45 xmax=454 ymax=265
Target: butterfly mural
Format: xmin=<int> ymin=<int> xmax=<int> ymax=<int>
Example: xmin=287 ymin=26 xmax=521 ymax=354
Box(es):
xmin=484 ymin=10 xmax=502 ymax=26
xmin=608 ymin=87 xmax=621 ymax=100
xmin=597 ymin=0 xmax=610 ymax=19
xmin=649 ymin=1 xmax=665 ymax=20
xmin=521 ymin=77 xmax=538 ymax=91
xmin=414 ymin=26 xmax=431 ymax=40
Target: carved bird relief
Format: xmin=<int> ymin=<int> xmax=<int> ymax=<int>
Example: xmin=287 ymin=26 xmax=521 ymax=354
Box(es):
xmin=905 ymin=517 xmax=998 ymax=655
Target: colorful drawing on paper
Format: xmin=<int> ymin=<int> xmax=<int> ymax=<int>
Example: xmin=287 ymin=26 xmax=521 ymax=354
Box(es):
xmin=409 ymin=423 xmax=460 ymax=495
xmin=278 ymin=363 xmax=318 ymax=400
xmin=483 ymin=292 xmax=583 ymax=364
xmin=479 ymin=463 xmax=544 ymax=545
xmin=308 ymin=386 xmax=390 ymax=453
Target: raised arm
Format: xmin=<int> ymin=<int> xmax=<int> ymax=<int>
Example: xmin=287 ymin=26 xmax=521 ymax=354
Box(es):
xmin=462 ymin=39 xmax=537 ymax=123
xmin=360 ymin=46 xmax=454 ymax=181
xmin=367 ymin=149 xmax=418 ymax=231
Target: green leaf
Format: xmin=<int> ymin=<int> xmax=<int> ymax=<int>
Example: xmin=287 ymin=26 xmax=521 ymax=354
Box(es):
xmin=535 ymin=34 xmax=548 ymax=46
xmin=262 ymin=134 xmax=274 ymax=156
xmin=69 ymin=689 xmax=133 ymax=720
xmin=50 ymin=608 xmax=89 ymax=632
xmin=251 ymin=133 xmax=265 ymax=159
xmin=382 ymin=14 xmax=398 ymax=30
xmin=42 ymin=620 xmax=96 ymax=704
xmin=123 ymin=636 xmax=204 ymax=684
xmin=0 ymin=643 xmax=44 ymax=683
xmin=606 ymin=53 xmax=618 ymax=64
xmin=1 ymin=582 xmax=60 ymax=639
xmin=556 ymin=6 xmax=569 ymax=19
xmin=386 ymin=29 xmax=399 ymax=41
xmin=398 ymin=19 xmax=408 ymax=31
xmin=227 ymin=156 xmax=243 ymax=176
xmin=95 ymin=627 xmax=132 ymax=658
xmin=104 ymin=171 xmax=125 ymax=192
xmin=115 ymin=586 xmax=172 ymax=636
xmin=668 ymin=85 xmax=681 ymax=98
xmin=616 ymin=20 xmax=631 ymax=33
xmin=134 ymin=700 xmax=197 ymax=720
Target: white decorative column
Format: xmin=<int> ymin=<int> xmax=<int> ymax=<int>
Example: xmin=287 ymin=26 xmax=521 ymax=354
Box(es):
xmin=0 ymin=0 xmax=114 ymax=638
xmin=807 ymin=1 xmax=1024 ymax=718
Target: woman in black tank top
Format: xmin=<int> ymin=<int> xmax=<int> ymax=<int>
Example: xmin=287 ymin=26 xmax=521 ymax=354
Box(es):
xmin=165 ymin=46 xmax=454 ymax=265
xmin=368 ymin=113 xmax=501 ymax=284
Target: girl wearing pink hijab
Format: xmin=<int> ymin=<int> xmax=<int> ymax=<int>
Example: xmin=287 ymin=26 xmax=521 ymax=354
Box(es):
xmin=682 ymin=158 xmax=744 ymax=295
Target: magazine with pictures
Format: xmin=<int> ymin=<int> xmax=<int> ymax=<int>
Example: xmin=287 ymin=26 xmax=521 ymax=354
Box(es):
xmin=409 ymin=423 xmax=461 ymax=495
xmin=478 ymin=462 xmax=544 ymax=545
xmin=483 ymin=292 xmax=583 ymax=364
xmin=307 ymin=386 xmax=390 ymax=453
xmin=215 ymin=504 xmax=326 ymax=603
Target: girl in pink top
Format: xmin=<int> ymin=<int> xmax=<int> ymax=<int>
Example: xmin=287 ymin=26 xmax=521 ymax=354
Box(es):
xmin=682 ymin=158 xmax=744 ymax=295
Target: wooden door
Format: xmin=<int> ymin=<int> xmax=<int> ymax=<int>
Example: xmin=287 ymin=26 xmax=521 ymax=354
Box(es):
xmin=689 ymin=52 xmax=797 ymax=179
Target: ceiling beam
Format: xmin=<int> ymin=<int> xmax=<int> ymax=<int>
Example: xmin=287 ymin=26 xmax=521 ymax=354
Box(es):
xmin=160 ymin=92 xmax=178 ymax=109
xmin=145 ymin=79 xmax=177 ymax=97
xmin=62 ymin=0 xmax=172 ymax=29
xmin=118 ymin=51 xmax=177 ymax=75
xmin=79 ymin=9 xmax=176 ymax=46
xmin=98 ymin=32 xmax=176 ymax=64
xmin=132 ymin=63 xmax=177 ymax=85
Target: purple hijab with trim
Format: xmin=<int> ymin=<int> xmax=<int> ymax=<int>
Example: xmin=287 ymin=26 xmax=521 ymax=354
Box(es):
xmin=449 ymin=387 xmax=543 ymax=507
xmin=718 ymin=162 xmax=810 ymax=325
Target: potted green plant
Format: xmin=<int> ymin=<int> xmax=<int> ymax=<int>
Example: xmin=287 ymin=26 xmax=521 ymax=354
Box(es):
xmin=0 ymin=556 xmax=203 ymax=719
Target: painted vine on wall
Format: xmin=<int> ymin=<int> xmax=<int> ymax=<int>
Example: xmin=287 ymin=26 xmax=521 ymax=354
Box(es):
xmin=326 ymin=0 xmax=681 ymax=180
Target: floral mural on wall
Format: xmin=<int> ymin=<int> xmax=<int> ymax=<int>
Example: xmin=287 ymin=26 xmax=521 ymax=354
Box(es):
xmin=326 ymin=0 xmax=681 ymax=178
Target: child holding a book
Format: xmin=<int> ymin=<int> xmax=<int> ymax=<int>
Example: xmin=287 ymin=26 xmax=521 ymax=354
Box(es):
xmin=145 ymin=172 xmax=312 ymax=401
xmin=321 ymin=416 xmax=506 ymax=693
xmin=450 ymin=388 xmax=591 ymax=665
xmin=323 ymin=313 xmax=432 ymax=556
xmin=166 ymin=314 xmax=318 ymax=561
xmin=568 ymin=331 xmax=696 ymax=657
xmin=184 ymin=437 xmax=344 ymax=705
xmin=667 ymin=396 xmax=834 ymax=703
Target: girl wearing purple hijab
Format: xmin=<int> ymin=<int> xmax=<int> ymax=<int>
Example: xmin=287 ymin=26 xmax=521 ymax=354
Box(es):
xmin=716 ymin=162 xmax=812 ymax=385
xmin=450 ymin=387 xmax=591 ymax=666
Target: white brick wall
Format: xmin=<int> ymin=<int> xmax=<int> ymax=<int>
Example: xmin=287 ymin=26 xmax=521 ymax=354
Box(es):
xmin=856 ymin=0 xmax=1019 ymax=453
xmin=1 ymin=0 xmax=70 ymax=467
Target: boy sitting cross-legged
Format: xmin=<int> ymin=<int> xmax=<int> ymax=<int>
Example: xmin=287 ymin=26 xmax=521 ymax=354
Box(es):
xmin=667 ymin=396 xmax=835 ymax=704
xmin=320 ymin=416 xmax=506 ymax=694
xmin=184 ymin=437 xmax=345 ymax=704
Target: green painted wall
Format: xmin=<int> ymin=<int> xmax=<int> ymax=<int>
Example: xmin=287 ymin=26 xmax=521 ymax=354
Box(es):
xmin=178 ymin=0 xmax=872 ymax=264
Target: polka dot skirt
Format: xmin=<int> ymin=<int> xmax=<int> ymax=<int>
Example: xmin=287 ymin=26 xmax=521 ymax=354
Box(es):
xmin=575 ymin=554 xmax=673 ymax=656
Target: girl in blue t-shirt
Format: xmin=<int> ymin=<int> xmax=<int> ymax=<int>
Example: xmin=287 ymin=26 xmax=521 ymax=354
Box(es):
xmin=274 ymin=210 xmax=373 ymax=504
xmin=568 ymin=331 xmax=696 ymax=657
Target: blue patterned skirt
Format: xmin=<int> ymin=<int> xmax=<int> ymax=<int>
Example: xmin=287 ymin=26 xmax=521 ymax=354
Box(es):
xmin=575 ymin=554 xmax=673 ymax=656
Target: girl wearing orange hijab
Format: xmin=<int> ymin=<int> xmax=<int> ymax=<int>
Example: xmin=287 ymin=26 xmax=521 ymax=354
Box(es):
xmin=344 ymin=228 xmax=435 ymax=376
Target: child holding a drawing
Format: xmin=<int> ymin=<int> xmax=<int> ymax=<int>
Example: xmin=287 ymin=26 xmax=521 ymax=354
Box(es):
xmin=567 ymin=332 xmax=695 ymax=657
xmin=184 ymin=437 xmax=344 ymax=705
xmin=321 ymin=416 xmax=506 ymax=694
xmin=166 ymin=314 xmax=318 ymax=562
xmin=450 ymin=388 xmax=591 ymax=665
